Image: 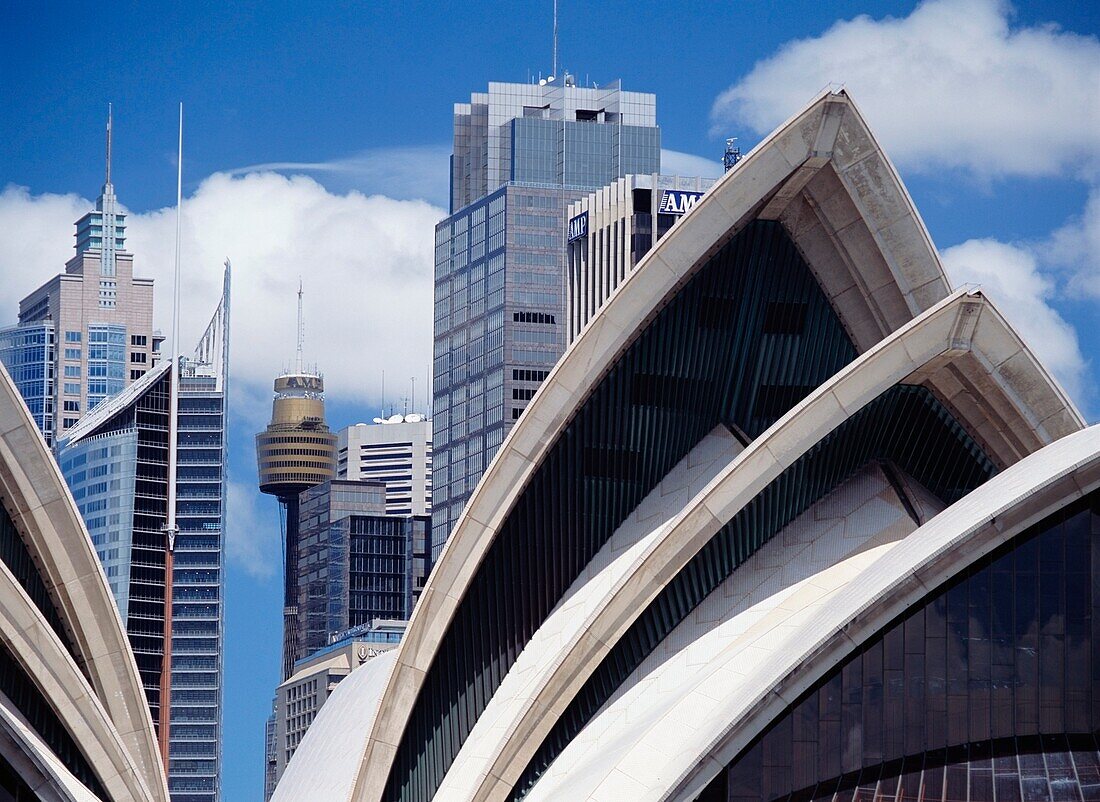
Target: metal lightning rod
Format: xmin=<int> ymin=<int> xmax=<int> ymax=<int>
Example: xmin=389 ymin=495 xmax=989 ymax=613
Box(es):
xmin=159 ymin=100 xmax=183 ymax=775
xmin=552 ymin=0 xmax=559 ymax=78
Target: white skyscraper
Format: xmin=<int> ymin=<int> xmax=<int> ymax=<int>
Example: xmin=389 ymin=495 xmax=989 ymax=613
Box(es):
xmin=337 ymin=416 xmax=433 ymax=516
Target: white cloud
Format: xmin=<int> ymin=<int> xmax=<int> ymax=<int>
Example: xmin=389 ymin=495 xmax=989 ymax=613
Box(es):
xmin=941 ymin=238 xmax=1088 ymax=401
xmin=0 ymin=175 xmax=445 ymax=574
xmin=660 ymin=149 xmax=724 ymax=179
xmin=227 ymin=145 xmax=451 ymax=208
xmin=226 ymin=478 xmax=280 ymax=579
xmin=1050 ymin=188 xmax=1100 ymax=298
xmin=712 ymin=0 xmax=1100 ymax=180
xmin=0 ymin=174 xmax=445 ymax=411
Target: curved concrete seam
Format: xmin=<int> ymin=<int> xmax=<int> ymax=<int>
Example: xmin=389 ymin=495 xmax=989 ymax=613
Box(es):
xmin=661 ymin=425 xmax=1100 ymax=801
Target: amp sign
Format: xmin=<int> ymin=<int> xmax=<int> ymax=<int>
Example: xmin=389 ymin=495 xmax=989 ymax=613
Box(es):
xmin=658 ymin=190 xmax=705 ymax=215
xmin=567 ymin=211 xmax=589 ymax=243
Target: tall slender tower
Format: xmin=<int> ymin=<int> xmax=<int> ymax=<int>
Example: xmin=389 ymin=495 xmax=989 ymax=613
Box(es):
xmin=256 ymin=286 xmax=337 ymax=680
xmin=0 ymin=106 xmax=160 ymax=445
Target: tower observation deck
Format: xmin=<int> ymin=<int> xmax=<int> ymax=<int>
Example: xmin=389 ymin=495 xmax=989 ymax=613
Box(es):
xmin=256 ymin=370 xmax=337 ymax=680
xmin=256 ymin=285 xmax=337 ymax=680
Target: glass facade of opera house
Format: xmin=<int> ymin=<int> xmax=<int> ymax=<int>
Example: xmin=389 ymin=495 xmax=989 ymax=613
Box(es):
xmin=701 ymin=491 xmax=1100 ymax=802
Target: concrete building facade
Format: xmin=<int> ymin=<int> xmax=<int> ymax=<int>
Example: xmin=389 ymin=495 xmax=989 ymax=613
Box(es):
xmin=432 ymin=77 xmax=660 ymax=556
xmin=270 ymin=91 xmax=1096 ymax=802
xmin=566 ymin=172 xmax=716 ymax=341
xmin=337 ymin=417 xmax=433 ymax=516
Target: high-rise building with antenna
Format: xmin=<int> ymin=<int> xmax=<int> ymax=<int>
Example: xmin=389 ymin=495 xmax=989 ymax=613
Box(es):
xmin=255 ymin=285 xmax=338 ymax=681
xmin=0 ymin=106 xmax=161 ymax=445
xmin=57 ymin=263 xmax=231 ymax=802
xmin=433 ymin=77 xmax=660 ymax=556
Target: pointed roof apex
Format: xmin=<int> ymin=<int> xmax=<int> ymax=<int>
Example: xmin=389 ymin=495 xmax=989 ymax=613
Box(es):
xmin=105 ymin=102 xmax=113 ymax=189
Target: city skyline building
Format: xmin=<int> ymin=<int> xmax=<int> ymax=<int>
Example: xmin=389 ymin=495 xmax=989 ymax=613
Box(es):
xmin=269 ymin=620 xmax=405 ymax=794
xmin=269 ymin=90 xmax=1096 ymax=802
xmin=337 ymin=416 xmax=433 ymax=516
xmin=57 ymin=264 xmax=231 ymax=802
xmin=0 ymin=351 xmax=169 ymax=801
xmin=431 ymin=76 xmax=660 ymax=555
xmin=255 ymin=287 xmax=338 ymax=682
xmin=0 ymin=109 xmax=161 ymax=446
xmin=566 ymin=172 xmax=716 ymax=341
xmin=296 ymin=479 xmax=430 ymax=662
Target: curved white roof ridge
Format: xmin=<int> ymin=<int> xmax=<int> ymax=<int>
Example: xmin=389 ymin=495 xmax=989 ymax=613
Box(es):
xmin=658 ymin=422 xmax=1100 ymax=801
xmin=350 ymin=90 xmax=1027 ymax=800
xmin=273 ymin=650 xmax=397 ymax=802
xmin=430 ymin=287 xmax=1082 ymax=801
xmin=0 ymin=361 xmax=167 ymax=801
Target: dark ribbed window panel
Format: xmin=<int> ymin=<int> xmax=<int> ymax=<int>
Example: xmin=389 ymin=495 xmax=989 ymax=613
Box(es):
xmin=0 ymin=638 xmax=108 ymax=799
xmin=700 ymin=735 xmax=1100 ymax=802
xmin=386 ymin=220 xmax=858 ymax=801
xmin=699 ymin=489 xmax=1100 ymax=802
xmin=515 ymin=385 xmax=997 ymax=798
xmin=0 ymin=500 xmax=76 ymax=660
xmin=0 ymin=749 xmax=39 ymax=801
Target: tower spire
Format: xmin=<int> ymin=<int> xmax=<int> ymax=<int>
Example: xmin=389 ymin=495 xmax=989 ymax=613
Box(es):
xmin=552 ymin=0 xmax=558 ymax=78
xmin=105 ymin=103 xmax=113 ymax=188
xmin=296 ymin=279 xmax=304 ymax=374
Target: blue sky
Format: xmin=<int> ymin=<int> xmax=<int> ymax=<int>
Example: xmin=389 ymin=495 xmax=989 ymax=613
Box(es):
xmin=3 ymin=1 xmax=1099 ymax=798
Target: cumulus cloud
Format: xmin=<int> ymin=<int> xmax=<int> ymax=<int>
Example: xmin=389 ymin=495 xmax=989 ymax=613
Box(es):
xmin=0 ymin=174 xmax=444 ymax=412
xmin=712 ymin=0 xmax=1100 ymax=180
xmin=226 ymin=479 xmax=281 ymax=578
xmin=941 ymin=238 xmax=1088 ymax=401
xmin=1049 ymin=188 xmax=1100 ymax=298
xmin=228 ymin=145 xmax=451 ymax=208
xmin=660 ymin=149 xmax=724 ymax=179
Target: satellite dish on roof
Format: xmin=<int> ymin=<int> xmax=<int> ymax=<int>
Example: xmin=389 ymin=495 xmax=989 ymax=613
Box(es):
xmin=387 ymin=414 xmax=403 ymax=423
xmin=372 ymin=417 xmax=385 ymax=424
xmin=405 ymin=413 xmax=423 ymax=422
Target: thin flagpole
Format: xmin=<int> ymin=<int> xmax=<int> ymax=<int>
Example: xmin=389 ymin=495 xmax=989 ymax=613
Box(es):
xmin=159 ymin=101 xmax=183 ymax=775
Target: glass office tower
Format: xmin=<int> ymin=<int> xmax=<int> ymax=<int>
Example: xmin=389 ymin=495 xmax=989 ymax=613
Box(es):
xmin=432 ymin=77 xmax=660 ymax=555
xmin=1 ymin=112 xmax=160 ymax=446
xmin=58 ymin=266 xmax=230 ymax=802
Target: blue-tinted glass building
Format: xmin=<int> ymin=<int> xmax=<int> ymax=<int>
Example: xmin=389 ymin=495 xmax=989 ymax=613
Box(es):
xmin=432 ymin=77 xmax=660 ymax=555
xmin=58 ymin=266 xmax=230 ymax=802
xmin=0 ymin=322 xmax=55 ymax=441
xmin=296 ymin=479 xmax=430 ymax=662
xmin=1 ymin=116 xmax=161 ymax=446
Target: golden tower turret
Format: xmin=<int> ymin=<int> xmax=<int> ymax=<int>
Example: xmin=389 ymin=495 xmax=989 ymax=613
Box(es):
xmin=255 ymin=285 xmax=336 ymax=680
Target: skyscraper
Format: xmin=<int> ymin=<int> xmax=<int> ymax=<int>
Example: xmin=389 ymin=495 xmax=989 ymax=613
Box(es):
xmin=337 ymin=416 xmax=433 ymax=516
xmin=431 ymin=76 xmax=660 ymax=555
xmin=565 ymin=172 xmax=716 ymax=341
xmin=255 ymin=288 xmax=338 ymax=681
xmin=1 ymin=108 xmax=160 ymax=446
xmin=57 ymin=263 xmax=230 ymax=802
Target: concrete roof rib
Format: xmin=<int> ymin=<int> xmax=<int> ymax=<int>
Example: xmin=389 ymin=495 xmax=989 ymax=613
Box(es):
xmin=0 ymin=362 xmax=167 ymax=802
xmin=346 ymin=90 xmax=1080 ymax=801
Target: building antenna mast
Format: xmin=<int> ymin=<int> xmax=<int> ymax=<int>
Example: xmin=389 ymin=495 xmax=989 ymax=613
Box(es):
xmin=159 ymin=100 xmax=183 ymax=776
xmin=552 ymin=0 xmax=558 ymax=78
xmin=105 ymin=103 xmax=112 ymax=186
xmin=296 ymin=279 xmax=304 ymax=374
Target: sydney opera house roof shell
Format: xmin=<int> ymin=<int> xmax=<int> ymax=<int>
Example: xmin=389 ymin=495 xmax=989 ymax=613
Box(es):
xmin=0 ymin=355 xmax=168 ymax=800
xmin=273 ymin=90 xmax=1098 ymax=802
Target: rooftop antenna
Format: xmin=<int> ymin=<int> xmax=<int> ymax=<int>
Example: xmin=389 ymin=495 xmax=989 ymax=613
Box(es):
xmin=159 ymin=100 xmax=184 ymax=777
xmin=723 ymin=137 xmax=742 ymax=172
xmin=295 ymin=279 xmax=304 ymax=374
xmin=552 ymin=0 xmax=558 ymax=79
xmin=105 ymin=103 xmax=113 ymax=186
